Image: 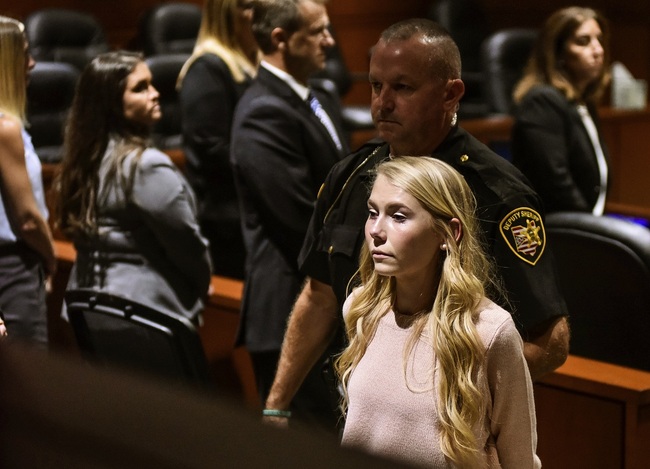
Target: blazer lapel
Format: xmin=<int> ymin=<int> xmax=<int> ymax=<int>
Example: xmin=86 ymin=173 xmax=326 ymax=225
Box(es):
xmin=257 ymin=68 xmax=344 ymax=155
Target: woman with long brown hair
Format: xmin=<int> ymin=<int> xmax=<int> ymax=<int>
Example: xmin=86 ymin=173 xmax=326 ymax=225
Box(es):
xmin=57 ymin=51 xmax=211 ymax=322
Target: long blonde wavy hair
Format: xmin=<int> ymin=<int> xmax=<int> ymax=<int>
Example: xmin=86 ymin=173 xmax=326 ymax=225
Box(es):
xmin=0 ymin=16 xmax=27 ymax=123
xmin=336 ymin=156 xmax=502 ymax=468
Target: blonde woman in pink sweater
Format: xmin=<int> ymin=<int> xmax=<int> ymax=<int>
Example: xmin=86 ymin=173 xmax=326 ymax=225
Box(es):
xmin=336 ymin=157 xmax=540 ymax=468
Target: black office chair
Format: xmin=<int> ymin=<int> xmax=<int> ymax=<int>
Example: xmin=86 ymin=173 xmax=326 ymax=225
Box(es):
xmin=27 ymin=61 xmax=79 ymax=163
xmin=25 ymin=8 xmax=109 ymax=71
xmin=139 ymin=2 xmax=202 ymax=56
xmin=65 ymin=290 xmax=214 ymax=390
xmin=145 ymin=53 xmax=188 ymax=150
xmin=546 ymin=212 xmax=650 ymax=371
xmin=428 ymin=0 xmax=491 ymax=119
xmin=481 ymin=28 xmax=538 ymax=115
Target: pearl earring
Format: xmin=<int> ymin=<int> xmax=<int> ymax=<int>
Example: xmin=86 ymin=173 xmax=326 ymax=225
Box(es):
xmin=441 ymin=243 xmax=447 ymax=251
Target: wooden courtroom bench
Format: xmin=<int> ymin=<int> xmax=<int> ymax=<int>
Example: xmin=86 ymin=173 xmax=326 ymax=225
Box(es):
xmin=535 ymin=356 xmax=650 ymax=469
xmin=50 ymin=240 xmax=258 ymax=408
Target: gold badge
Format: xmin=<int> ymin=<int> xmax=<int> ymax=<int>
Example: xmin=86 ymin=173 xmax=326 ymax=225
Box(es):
xmin=499 ymin=207 xmax=545 ymax=266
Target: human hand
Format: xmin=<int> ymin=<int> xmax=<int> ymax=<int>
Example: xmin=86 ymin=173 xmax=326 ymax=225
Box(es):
xmin=261 ymin=415 xmax=290 ymax=429
xmin=0 ymin=319 xmax=7 ymax=339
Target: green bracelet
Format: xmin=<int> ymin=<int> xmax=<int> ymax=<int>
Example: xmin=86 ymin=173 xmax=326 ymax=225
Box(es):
xmin=262 ymin=409 xmax=292 ymax=418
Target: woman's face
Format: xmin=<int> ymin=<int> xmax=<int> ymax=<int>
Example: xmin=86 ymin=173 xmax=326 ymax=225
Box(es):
xmin=562 ymin=18 xmax=605 ymax=92
xmin=365 ymin=174 xmax=444 ymax=284
xmin=122 ymin=62 xmax=161 ymax=127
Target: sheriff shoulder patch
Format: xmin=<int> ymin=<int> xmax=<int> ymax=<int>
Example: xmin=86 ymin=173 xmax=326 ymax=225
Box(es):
xmin=499 ymin=207 xmax=545 ymax=266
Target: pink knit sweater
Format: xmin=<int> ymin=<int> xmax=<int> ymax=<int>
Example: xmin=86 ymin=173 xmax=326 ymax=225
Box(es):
xmin=341 ymin=293 xmax=541 ymax=469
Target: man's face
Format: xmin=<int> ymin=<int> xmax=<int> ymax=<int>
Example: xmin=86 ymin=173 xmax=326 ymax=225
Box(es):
xmin=369 ymin=37 xmax=449 ymax=156
xmin=285 ymin=0 xmax=334 ymax=83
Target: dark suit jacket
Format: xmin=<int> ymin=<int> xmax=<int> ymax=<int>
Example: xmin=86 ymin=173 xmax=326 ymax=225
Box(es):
xmin=179 ymin=53 xmax=251 ymax=225
xmin=230 ymin=66 xmax=348 ymax=352
xmin=512 ymin=85 xmax=609 ymax=213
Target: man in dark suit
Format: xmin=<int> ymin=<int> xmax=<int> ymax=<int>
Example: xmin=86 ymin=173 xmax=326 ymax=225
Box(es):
xmin=230 ymin=0 xmax=348 ymax=431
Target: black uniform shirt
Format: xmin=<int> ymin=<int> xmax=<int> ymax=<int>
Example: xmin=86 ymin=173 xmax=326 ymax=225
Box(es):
xmin=298 ymin=126 xmax=567 ymax=337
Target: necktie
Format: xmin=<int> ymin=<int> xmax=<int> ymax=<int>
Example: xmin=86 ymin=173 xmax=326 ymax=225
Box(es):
xmin=308 ymin=92 xmax=343 ymax=151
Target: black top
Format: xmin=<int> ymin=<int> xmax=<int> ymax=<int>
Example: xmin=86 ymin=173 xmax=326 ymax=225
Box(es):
xmin=512 ymin=84 xmax=609 ymax=213
xmin=299 ymin=126 xmax=567 ymax=337
xmin=179 ymin=53 xmax=252 ymax=224
xmin=230 ymin=67 xmax=348 ymax=351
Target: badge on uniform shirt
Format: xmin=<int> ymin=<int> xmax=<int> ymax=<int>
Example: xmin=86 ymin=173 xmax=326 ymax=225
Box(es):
xmin=499 ymin=207 xmax=545 ymax=266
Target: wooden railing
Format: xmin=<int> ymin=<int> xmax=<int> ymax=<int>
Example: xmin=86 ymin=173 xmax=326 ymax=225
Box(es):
xmin=535 ymin=356 xmax=650 ymax=469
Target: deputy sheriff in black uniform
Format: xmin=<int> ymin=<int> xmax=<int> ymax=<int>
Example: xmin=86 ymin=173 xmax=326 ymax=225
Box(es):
xmin=264 ymin=18 xmax=569 ymax=421
xmin=299 ymin=128 xmax=564 ymax=339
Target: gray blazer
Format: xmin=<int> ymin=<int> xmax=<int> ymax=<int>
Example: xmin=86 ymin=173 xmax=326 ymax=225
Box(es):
xmin=67 ymin=139 xmax=212 ymax=321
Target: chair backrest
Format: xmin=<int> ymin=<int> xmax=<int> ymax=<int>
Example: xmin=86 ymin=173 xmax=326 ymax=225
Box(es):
xmin=429 ymin=0 xmax=489 ymax=74
xmin=546 ymin=212 xmax=650 ymax=371
xmin=428 ymin=0 xmax=491 ymax=118
xmin=25 ymin=8 xmax=109 ymax=71
xmin=140 ymin=3 xmax=202 ymax=56
xmin=145 ymin=53 xmax=188 ymax=150
xmin=481 ymin=28 xmax=537 ymax=115
xmin=27 ymin=61 xmax=79 ymax=163
xmin=65 ymin=290 xmax=214 ymax=390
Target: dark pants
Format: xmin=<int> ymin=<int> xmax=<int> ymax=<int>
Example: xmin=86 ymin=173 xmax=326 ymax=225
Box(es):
xmin=0 ymin=243 xmax=48 ymax=347
xmin=200 ymin=219 xmax=246 ymax=280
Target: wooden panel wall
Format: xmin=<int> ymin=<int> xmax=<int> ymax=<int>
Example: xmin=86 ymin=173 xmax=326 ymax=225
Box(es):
xmin=4 ymin=0 xmax=650 ymax=104
xmin=2 ymin=0 xmax=429 ymax=105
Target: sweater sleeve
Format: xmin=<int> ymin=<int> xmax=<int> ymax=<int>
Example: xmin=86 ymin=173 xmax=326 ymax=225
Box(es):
xmin=486 ymin=316 xmax=542 ymax=469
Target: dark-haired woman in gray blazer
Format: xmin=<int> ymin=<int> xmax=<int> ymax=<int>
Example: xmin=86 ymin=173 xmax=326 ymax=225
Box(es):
xmin=56 ymin=51 xmax=211 ymax=322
